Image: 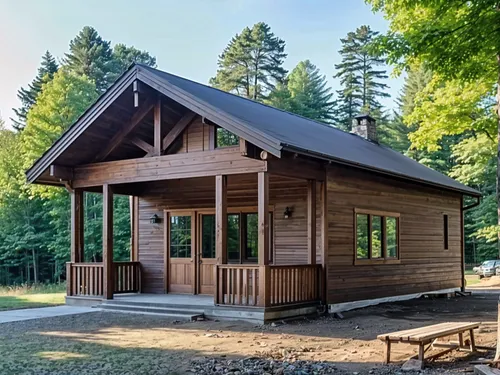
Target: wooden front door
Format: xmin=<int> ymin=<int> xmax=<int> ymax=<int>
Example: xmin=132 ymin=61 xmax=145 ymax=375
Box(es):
xmin=165 ymin=211 xmax=195 ymax=294
xmin=197 ymin=213 xmax=216 ymax=295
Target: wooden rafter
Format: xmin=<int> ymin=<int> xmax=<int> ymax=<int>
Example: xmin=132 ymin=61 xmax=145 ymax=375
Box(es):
xmin=94 ymin=97 xmax=155 ymax=162
xmin=129 ymin=136 xmax=154 ymax=154
xmin=162 ymin=112 xmax=197 ymax=152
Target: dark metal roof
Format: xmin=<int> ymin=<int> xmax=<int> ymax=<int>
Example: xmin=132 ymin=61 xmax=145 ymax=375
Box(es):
xmin=138 ymin=65 xmax=480 ymax=196
xmin=26 ymin=64 xmax=480 ymax=197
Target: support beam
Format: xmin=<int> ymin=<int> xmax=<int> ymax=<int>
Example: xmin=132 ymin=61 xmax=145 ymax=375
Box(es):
xmin=70 ymin=189 xmax=84 ymax=263
xmin=94 ymin=98 xmax=155 ymax=162
xmin=215 ymin=175 xmax=227 ymax=265
xmin=162 ymin=112 xmax=197 ymax=152
xmin=103 ymin=184 xmax=114 ymax=299
xmin=130 ymin=196 xmax=139 ymax=261
xmin=153 ymin=97 xmax=162 ymax=156
xmin=50 ymin=165 xmax=74 ymax=181
xmin=308 ymin=180 xmax=317 ymax=265
xmin=258 ymin=172 xmax=270 ymax=265
xmin=129 ymin=136 xmax=154 ymax=154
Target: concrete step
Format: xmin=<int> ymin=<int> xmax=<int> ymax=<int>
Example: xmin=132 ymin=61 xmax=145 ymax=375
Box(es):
xmin=99 ymin=303 xmax=204 ymax=321
xmin=101 ymin=299 xmax=205 ymax=313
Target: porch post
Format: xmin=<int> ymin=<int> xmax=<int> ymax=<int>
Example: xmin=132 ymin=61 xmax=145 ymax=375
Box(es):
xmin=215 ymin=175 xmax=227 ymax=304
xmin=258 ymin=172 xmax=270 ymax=307
xmin=307 ymin=180 xmax=317 ymax=265
xmin=103 ymin=184 xmax=114 ymax=299
xmin=153 ymin=96 xmax=162 ymax=156
xmin=129 ymin=196 xmax=139 ymax=261
xmin=70 ymin=189 xmax=84 ymax=263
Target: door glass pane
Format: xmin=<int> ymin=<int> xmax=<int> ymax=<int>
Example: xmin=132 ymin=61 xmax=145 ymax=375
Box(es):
xmin=386 ymin=217 xmax=398 ymax=258
xmin=356 ymin=214 xmax=369 ymax=259
xmin=170 ymin=215 xmax=191 ymax=258
xmin=201 ymin=215 xmax=216 ymax=258
xmin=371 ymin=216 xmax=382 ymax=258
xmin=245 ymin=213 xmax=258 ymax=259
xmin=227 ymin=214 xmax=240 ymax=261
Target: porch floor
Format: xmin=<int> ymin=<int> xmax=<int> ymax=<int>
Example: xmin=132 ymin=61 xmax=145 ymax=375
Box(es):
xmin=113 ymin=293 xmax=214 ymax=307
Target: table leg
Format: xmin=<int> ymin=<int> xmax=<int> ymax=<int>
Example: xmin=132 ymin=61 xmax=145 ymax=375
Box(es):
xmin=419 ymin=343 xmax=425 ymax=365
xmin=458 ymin=333 xmax=464 ymax=348
xmin=469 ymin=329 xmax=476 ymax=352
xmin=384 ymin=340 xmax=391 ymax=364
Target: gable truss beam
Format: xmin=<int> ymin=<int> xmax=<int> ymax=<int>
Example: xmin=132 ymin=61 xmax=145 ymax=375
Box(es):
xmin=162 ymin=111 xmax=197 ymax=152
xmin=94 ymin=97 xmax=155 ymax=162
xmin=128 ymin=136 xmax=154 ymax=154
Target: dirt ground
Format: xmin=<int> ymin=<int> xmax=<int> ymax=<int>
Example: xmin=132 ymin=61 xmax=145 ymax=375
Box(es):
xmin=0 ymin=294 xmax=498 ymax=374
xmin=468 ymin=275 xmax=500 ymax=288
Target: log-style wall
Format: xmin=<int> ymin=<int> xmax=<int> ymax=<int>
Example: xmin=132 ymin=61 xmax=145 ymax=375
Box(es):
xmin=326 ymin=165 xmax=462 ymax=304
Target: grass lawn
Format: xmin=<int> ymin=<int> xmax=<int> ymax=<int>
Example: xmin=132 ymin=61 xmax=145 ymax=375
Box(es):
xmin=0 ymin=284 xmax=66 ymax=311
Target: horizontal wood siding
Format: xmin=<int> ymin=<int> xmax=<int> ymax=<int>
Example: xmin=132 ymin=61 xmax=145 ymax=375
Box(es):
xmin=326 ymin=165 xmax=462 ymax=304
xmin=138 ymin=174 xmax=322 ymax=293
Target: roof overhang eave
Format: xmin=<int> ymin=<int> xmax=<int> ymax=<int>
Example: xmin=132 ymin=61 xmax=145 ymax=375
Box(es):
xmin=281 ymin=144 xmax=481 ymax=198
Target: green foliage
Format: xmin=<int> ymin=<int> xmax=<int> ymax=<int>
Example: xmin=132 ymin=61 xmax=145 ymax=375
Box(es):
xmin=267 ymin=60 xmax=336 ymax=123
xmin=21 ymin=69 xmax=98 ymax=173
xmin=335 ymin=25 xmax=390 ymax=130
xmin=211 ymin=22 xmax=287 ymax=101
xmin=110 ymin=44 xmax=157 ymax=81
xmin=63 ymin=26 xmax=114 ymax=92
xmin=12 ymin=51 xmax=58 ymax=131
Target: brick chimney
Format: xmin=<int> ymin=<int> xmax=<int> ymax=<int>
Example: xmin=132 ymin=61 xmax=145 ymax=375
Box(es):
xmin=351 ymin=114 xmax=377 ymax=143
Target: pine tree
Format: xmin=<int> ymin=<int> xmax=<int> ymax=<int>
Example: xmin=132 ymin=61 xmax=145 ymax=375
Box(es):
xmin=210 ymin=22 xmax=287 ymax=101
xmin=63 ymin=26 xmax=114 ymax=92
xmin=334 ymin=25 xmax=390 ymax=130
xmin=267 ymin=60 xmax=336 ymax=123
xmin=11 ymin=51 xmax=58 ymax=131
xmin=110 ymin=44 xmax=157 ymax=82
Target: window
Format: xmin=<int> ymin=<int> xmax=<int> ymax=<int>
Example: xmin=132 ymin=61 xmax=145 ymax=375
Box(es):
xmin=200 ymin=212 xmax=272 ymax=263
xmin=443 ymin=214 xmax=449 ymax=250
xmin=216 ymin=127 xmax=239 ymax=148
xmin=355 ymin=209 xmax=399 ymax=263
xmin=170 ymin=215 xmax=192 ymax=258
xmin=201 ymin=215 xmax=216 ymax=258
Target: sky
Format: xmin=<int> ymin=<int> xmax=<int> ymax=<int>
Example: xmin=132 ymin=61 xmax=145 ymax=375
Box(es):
xmin=0 ymin=0 xmax=403 ymax=129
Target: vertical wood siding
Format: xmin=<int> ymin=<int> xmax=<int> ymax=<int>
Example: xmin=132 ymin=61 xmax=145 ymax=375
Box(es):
xmin=326 ymin=165 xmax=462 ymax=304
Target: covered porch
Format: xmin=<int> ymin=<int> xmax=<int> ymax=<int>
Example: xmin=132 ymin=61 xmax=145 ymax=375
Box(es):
xmin=66 ymin=168 xmax=326 ymax=312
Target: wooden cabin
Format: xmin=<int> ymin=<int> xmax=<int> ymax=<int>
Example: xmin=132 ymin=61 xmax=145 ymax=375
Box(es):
xmin=26 ymin=64 xmax=480 ymax=321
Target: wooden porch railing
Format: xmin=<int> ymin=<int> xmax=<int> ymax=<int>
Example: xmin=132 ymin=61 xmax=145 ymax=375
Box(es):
xmin=114 ymin=261 xmax=141 ymax=294
xmin=269 ymin=264 xmax=322 ymax=306
xmin=215 ymin=265 xmax=260 ymax=306
xmin=67 ymin=262 xmax=104 ymax=297
xmin=66 ymin=261 xmax=141 ymax=297
xmin=215 ymin=264 xmax=322 ymax=308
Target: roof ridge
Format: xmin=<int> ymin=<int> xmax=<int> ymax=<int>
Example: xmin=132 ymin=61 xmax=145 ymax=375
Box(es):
xmin=138 ymin=64 xmax=346 ymax=134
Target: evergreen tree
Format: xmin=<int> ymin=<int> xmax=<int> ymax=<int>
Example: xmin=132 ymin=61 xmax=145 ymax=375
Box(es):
xmin=11 ymin=51 xmax=58 ymax=131
xmin=210 ymin=22 xmax=287 ymax=101
xmin=267 ymin=60 xmax=336 ymax=123
xmin=334 ymin=25 xmax=390 ymax=130
xmin=112 ymin=44 xmax=157 ymax=75
xmin=63 ymin=26 xmax=114 ymax=92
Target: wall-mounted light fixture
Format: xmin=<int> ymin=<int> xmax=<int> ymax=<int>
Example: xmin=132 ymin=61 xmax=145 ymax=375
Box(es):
xmin=150 ymin=214 xmax=162 ymax=224
xmin=284 ymin=207 xmax=293 ymax=219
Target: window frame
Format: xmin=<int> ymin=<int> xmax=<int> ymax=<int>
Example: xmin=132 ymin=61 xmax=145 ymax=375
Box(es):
xmin=443 ymin=214 xmax=449 ymax=250
xmin=354 ymin=208 xmax=401 ymax=265
xmin=214 ymin=126 xmax=239 ymax=149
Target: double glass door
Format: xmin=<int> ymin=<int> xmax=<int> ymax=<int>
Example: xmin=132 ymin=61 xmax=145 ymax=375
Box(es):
xmin=166 ymin=210 xmax=272 ymax=295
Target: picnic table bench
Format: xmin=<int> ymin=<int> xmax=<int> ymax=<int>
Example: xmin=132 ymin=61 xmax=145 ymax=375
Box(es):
xmin=377 ymin=322 xmax=480 ymax=367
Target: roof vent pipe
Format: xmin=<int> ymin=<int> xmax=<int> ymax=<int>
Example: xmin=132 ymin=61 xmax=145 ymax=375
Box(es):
xmin=351 ymin=114 xmax=378 ymax=143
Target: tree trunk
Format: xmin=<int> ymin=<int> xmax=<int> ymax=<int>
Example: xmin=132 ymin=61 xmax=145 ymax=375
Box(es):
xmin=32 ymin=248 xmax=38 ymax=284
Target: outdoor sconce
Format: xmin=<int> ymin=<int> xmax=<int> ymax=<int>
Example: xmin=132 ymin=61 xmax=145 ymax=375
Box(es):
xmin=284 ymin=207 xmax=293 ymax=219
xmin=150 ymin=214 xmax=162 ymax=224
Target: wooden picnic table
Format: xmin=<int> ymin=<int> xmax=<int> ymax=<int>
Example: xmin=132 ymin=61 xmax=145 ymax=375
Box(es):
xmin=377 ymin=322 xmax=480 ymax=367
